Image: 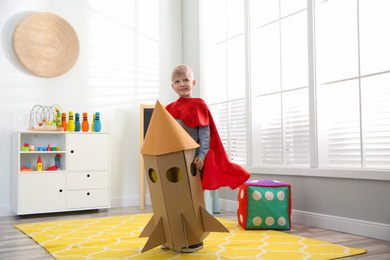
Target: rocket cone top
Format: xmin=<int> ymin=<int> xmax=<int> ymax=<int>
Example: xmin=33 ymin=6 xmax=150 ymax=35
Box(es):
xmin=141 ymin=100 xmax=199 ymax=155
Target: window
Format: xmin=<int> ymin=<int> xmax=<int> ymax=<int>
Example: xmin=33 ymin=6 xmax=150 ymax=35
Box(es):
xmin=202 ymin=0 xmax=246 ymax=164
xmin=250 ymin=0 xmax=309 ymax=166
xmin=316 ymin=0 xmax=390 ymax=169
xmin=201 ymin=0 xmax=390 ymax=177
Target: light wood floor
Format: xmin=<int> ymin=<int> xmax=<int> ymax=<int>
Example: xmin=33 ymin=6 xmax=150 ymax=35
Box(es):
xmin=1 ymin=206 xmax=389 ymax=259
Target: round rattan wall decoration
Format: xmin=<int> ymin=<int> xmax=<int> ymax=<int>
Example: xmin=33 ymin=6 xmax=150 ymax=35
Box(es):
xmin=12 ymin=12 xmax=79 ymax=78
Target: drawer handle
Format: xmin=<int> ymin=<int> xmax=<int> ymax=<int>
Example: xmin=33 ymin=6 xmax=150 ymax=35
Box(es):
xmin=71 ymin=150 xmax=74 ymax=153
xmin=87 ymin=174 xmax=90 ymax=177
xmin=59 ymin=189 xmax=63 ymax=193
xmin=87 ymin=192 xmax=90 ymax=196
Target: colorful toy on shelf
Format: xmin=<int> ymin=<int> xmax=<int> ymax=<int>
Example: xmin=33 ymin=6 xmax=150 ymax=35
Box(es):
xmin=47 ymin=144 xmax=52 ymax=151
xmin=55 ymin=154 xmax=62 ymax=170
xmin=75 ymin=113 xmax=81 ymax=132
xmin=37 ymin=156 xmax=43 ymax=171
xmin=55 ymin=108 xmax=61 ymax=128
xmin=20 ymin=163 xmax=33 ymax=171
xmin=68 ymin=111 xmax=75 ymax=132
xmin=46 ymin=165 xmax=57 ymax=171
xmin=29 ymin=144 xmax=36 ymax=151
xmin=92 ymin=114 xmax=96 ymax=132
xmin=28 ymin=104 xmax=63 ymax=131
xmin=62 ymin=113 xmax=68 ymax=131
xmin=94 ymin=112 xmax=101 ymax=132
xmin=82 ymin=112 xmax=89 ymax=132
xmin=22 ymin=141 xmax=29 ymax=151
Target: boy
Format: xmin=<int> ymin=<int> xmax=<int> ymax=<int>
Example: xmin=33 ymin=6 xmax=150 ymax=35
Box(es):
xmin=165 ymin=65 xmax=250 ymax=252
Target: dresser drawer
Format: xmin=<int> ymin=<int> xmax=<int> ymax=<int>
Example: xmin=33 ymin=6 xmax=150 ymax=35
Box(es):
xmin=67 ymin=189 xmax=109 ymax=209
xmin=67 ymin=172 xmax=108 ymax=190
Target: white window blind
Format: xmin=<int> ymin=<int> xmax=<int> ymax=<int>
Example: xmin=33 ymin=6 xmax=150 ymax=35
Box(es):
xmin=362 ymin=74 xmax=390 ymax=169
xmin=228 ymin=100 xmax=247 ymax=164
xmin=252 ymin=94 xmax=283 ymax=165
xmin=283 ymin=89 xmax=310 ymax=166
xmin=209 ymin=100 xmax=247 ymax=165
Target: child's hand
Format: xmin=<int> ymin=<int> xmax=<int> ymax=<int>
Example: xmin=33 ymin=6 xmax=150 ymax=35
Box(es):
xmin=193 ymin=157 xmax=204 ymax=170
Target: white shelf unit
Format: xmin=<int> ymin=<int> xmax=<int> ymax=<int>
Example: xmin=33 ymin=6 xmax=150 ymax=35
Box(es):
xmin=12 ymin=131 xmax=110 ymax=215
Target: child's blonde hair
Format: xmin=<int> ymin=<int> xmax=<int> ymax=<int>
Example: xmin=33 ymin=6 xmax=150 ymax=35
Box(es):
xmin=171 ymin=64 xmax=194 ymax=82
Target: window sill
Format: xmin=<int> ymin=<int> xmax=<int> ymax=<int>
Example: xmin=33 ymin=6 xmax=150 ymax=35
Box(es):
xmin=244 ymin=166 xmax=390 ymax=182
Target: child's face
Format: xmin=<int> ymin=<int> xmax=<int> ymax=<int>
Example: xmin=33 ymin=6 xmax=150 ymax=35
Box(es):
xmin=171 ymin=73 xmax=196 ymax=98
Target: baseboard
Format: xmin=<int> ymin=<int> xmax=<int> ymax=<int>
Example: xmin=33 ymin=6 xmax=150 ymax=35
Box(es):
xmin=292 ymin=209 xmax=390 ymax=242
xmin=0 ymin=196 xmax=153 ymax=217
xmin=219 ymin=198 xmax=390 ymax=242
xmin=110 ymin=195 xmax=151 ymax=208
xmin=0 ymin=205 xmax=16 ymax=217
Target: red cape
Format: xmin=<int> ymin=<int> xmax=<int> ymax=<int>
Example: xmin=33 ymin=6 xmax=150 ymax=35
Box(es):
xmin=166 ymin=98 xmax=250 ymax=190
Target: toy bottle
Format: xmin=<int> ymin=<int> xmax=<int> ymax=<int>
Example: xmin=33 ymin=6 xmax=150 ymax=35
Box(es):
xmin=37 ymin=155 xmax=43 ymax=171
xmin=94 ymin=112 xmax=101 ymax=132
xmin=61 ymin=113 xmax=68 ymax=131
xmin=75 ymin=113 xmax=81 ymax=132
xmin=92 ymin=114 xmax=96 ymax=132
xmin=82 ymin=112 xmax=89 ymax=132
xmin=68 ymin=111 xmax=75 ymax=132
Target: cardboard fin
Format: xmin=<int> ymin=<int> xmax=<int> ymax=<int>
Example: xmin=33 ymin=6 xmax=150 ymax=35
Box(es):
xmin=200 ymin=207 xmax=230 ymax=233
xmin=181 ymin=214 xmax=189 ymax=251
xmin=141 ymin=217 xmax=166 ymax=253
xmin=139 ymin=215 xmax=155 ymax=238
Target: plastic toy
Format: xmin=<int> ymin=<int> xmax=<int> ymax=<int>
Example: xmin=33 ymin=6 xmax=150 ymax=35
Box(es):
xmin=29 ymin=144 xmax=36 ymax=151
xmin=22 ymin=141 xmax=29 ymax=151
xmin=68 ymin=111 xmax=75 ymax=132
xmin=55 ymin=154 xmax=62 ymax=170
xmin=28 ymin=104 xmax=63 ymax=131
xmin=37 ymin=156 xmax=43 ymax=171
xmin=21 ymin=164 xmax=33 ymax=171
xmin=82 ymin=112 xmax=89 ymax=132
xmin=92 ymin=114 xmax=95 ymax=132
xmin=62 ymin=113 xmax=68 ymax=131
xmin=47 ymin=144 xmax=52 ymax=151
xmin=94 ymin=112 xmax=101 ymax=132
xmin=75 ymin=113 xmax=81 ymax=132
xmin=46 ymin=165 xmax=57 ymax=171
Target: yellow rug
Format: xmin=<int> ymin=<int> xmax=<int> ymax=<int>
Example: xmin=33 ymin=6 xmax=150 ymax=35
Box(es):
xmin=15 ymin=213 xmax=366 ymax=260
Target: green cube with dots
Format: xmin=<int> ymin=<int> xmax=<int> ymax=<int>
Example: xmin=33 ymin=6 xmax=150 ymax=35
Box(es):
xmin=237 ymin=179 xmax=291 ymax=230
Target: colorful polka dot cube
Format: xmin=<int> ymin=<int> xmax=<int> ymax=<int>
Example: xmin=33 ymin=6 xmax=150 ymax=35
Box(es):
xmin=237 ymin=179 xmax=291 ymax=230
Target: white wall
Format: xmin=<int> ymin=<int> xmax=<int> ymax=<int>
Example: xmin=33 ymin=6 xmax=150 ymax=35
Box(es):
xmin=0 ymin=0 xmax=182 ymax=215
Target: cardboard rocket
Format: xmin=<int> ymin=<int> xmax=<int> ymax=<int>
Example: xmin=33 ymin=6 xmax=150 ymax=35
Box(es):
xmin=139 ymin=100 xmax=229 ymax=252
